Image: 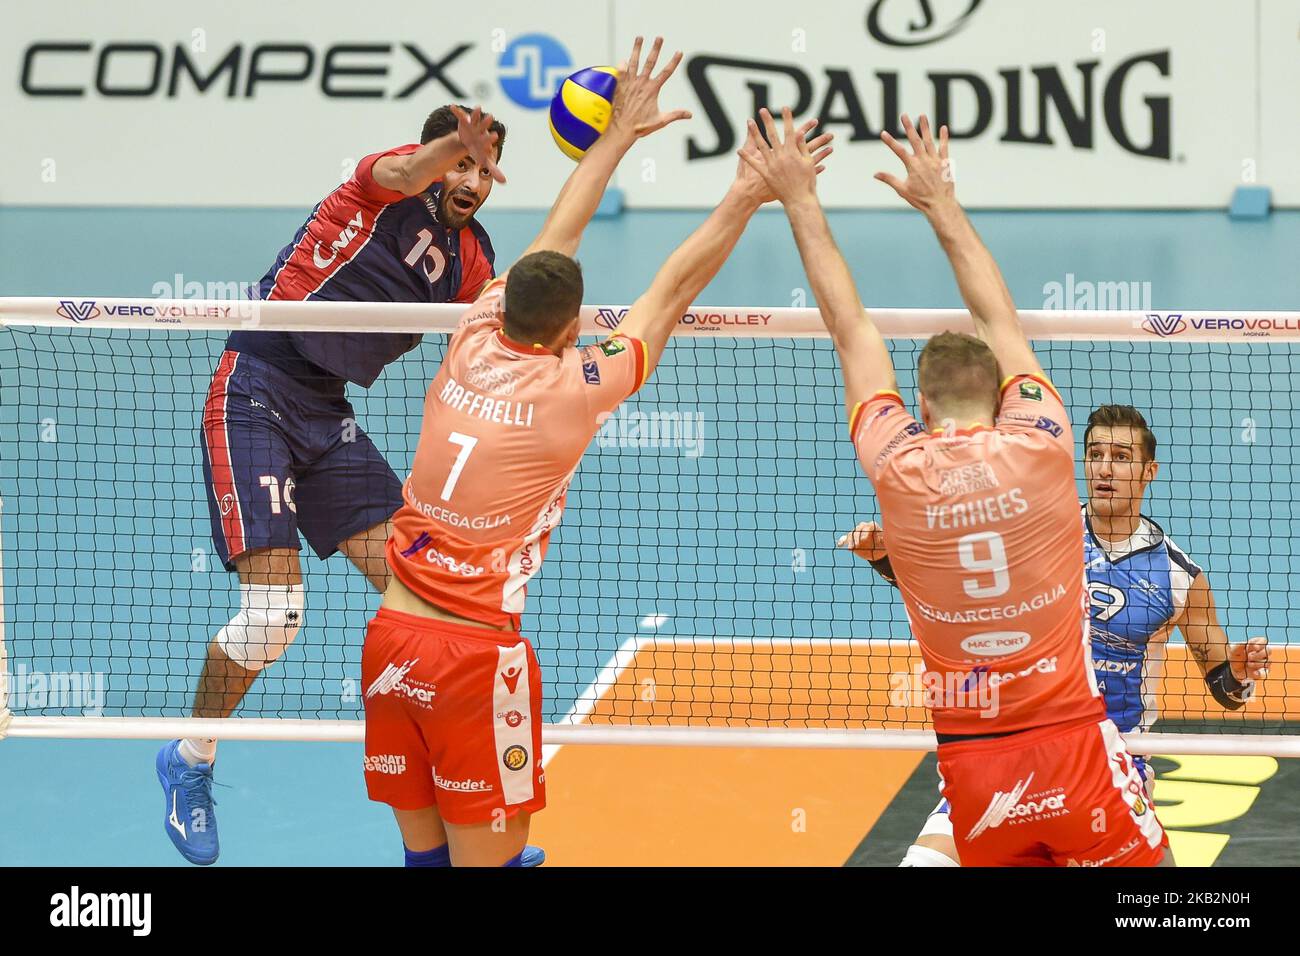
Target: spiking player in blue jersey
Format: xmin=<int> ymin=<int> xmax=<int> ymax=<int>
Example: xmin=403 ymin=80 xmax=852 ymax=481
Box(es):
xmin=157 ymin=105 xmax=507 ymax=866
xmin=841 ymin=403 xmax=1271 ymax=867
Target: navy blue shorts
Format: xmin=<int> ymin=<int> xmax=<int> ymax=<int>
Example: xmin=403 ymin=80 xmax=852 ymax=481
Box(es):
xmin=200 ymin=350 xmax=402 ymax=571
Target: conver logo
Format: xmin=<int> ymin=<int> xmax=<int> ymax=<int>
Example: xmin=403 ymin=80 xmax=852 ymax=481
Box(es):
xmin=967 ymin=773 xmax=1070 ymax=839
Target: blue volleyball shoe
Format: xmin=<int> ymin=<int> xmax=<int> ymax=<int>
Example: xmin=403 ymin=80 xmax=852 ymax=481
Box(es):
xmin=156 ymin=740 xmax=220 ymax=865
xmin=519 ymin=845 xmax=546 ymax=867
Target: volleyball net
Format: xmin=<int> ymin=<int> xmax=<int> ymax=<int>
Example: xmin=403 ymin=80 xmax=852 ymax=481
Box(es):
xmin=0 ymin=297 xmax=1297 ymax=756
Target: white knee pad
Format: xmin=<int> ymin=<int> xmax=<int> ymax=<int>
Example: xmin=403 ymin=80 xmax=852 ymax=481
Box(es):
xmin=900 ymin=844 xmax=960 ymax=867
xmin=918 ymin=799 xmax=954 ymax=839
xmin=898 ymin=799 xmax=959 ymax=867
xmin=216 ymin=583 xmax=305 ymax=671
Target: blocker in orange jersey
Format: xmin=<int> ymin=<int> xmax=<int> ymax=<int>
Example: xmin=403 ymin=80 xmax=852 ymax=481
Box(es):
xmin=851 ymin=374 xmax=1105 ymax=737
xmin=939 ymin=716 xmax=1168 ymax=867
xmin=362 ymin=607 xmax=545 ymax=824
xmin=386 ymin=277 xmax=648 ymax=630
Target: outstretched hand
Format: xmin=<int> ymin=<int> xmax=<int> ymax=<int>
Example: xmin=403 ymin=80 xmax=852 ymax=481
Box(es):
xmin=736 ymin=107 xmax=834 ymax=205
xmin=875 ymin=113 xmax=955 ymax=215
xmin=608 ymin=36 xmax=692 ymax=140
xmin=450 ymin=105 xmax=506 ymax=184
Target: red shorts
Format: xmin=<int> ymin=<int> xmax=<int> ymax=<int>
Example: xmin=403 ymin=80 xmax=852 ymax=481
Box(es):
xmin=361 ymin=607 xmax=546 ymax=825
xmin=938 ymin=716 xmax=1167 ymax=867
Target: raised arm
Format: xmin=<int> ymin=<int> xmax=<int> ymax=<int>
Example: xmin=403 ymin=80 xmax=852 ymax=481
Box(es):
xmin=614 ymin=112 xmax=833 ymax=372
xmin=1176 ymin=574 xmax=1270 ymax=709
xmin=520 ymin=36 xmax=690 ymax=261
xmin=372 ymin=105 xmax=506 ymax=196
xmin=876 ymin=114 xmax=1043 ymax=382
xmin=740 ymin=108 xmax=893 ymax=418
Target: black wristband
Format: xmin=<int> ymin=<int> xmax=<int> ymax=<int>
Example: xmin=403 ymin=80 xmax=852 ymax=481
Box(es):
xmin=868 ymin=555 xmax=899 ymax=588
xmin=1205 ymin=661 xmax=1252 ymax=710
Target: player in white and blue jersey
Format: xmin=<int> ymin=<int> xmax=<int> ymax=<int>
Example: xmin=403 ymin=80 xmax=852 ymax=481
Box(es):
xmin=841 ymin=403 xmax=1271 ymax=866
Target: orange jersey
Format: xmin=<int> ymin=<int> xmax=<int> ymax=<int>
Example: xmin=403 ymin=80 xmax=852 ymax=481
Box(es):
xmin=388 ymin=277 xmax=649 ymax=627
xmin=851 ymin=373 xmax=1103 ymax=735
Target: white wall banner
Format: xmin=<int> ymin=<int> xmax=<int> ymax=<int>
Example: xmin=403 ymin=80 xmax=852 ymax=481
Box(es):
xmin=0 ymin=0 xmax=609 ymax=207
xmin=1259 ymin=0 xmax=1300 ymax=205
xmin=1 ymin=0 xmax=1295 ymax=208
xmin=615 ymin=0 xmax=1272 ymax=208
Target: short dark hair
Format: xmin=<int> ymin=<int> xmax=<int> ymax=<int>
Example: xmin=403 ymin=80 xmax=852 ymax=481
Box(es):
xmin=503 ymin=251 xmax=584 ymax=344
xmin=917 ymin=331 xmax=1001 ymax=412
xmin=1085 ymin=405 xmax=1157 ymax=460
xmin=420 ymin=104 xmax=507 ymax=159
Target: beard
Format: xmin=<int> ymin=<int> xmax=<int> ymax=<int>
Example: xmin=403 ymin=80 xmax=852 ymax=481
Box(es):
xmin=439 ymin=191 xmax=479 ymax=229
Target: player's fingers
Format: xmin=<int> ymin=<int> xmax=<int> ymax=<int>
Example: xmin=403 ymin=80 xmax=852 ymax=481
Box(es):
xmin=879 ymin=129 xmax=911 ymax=164
xmin=635 ymin=110 xmax=692 ymax=136
xmin=627 ymin=36 xmax=643 ymax=77
xmin=874 ymin=170 xmax=906 ymax=193
xmin=901 ymin=113 xmax=924 ymax=155
xmin=782 ymin=107 xmax=799 ymax=150
xmin=919 ymin=114 xmax=936 ymax=155
xmin=811 ymin=145 xmax=833 ymax=166
xmin=745 ymin=118 xmax=770 ymax=155
xmin=738 ymin=149 xmax=768 ymax=179
xmin=758 ymin=107 xmax=781 ymax=148
xmin=939 ymin=124 xmax=950 ymax=160
xmin=653 ymin=49 xmax=684 ymax=85
xmin=904 ymin=115 xmax=925 ymax=158
xmin=806 ymin=131 xmax=833 ymax=152
xmin=641 ymin=36 xmax=663 ymax=78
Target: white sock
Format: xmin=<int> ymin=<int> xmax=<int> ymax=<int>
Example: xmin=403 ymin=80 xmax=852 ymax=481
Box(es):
xmin=179 ymin=737 xmax=217 ymax=767
xmin=899 ymin=844 xmax=960 ymax=867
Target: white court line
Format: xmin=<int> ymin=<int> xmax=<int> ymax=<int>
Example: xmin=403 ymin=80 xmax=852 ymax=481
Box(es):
xmin=540 ymin=635 xmax=916 ymax=767
xmin=542 ymin=633 xmax=649 ymax=768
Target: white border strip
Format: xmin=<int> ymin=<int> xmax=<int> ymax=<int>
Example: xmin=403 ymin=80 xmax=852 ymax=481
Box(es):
xmin=3 ymin=297 xmax=1300 ymax=341
xmin=0 ymin=496 xmax=10 ymax=740
xmin=6 ymin=717 xmax=1300 ymax=757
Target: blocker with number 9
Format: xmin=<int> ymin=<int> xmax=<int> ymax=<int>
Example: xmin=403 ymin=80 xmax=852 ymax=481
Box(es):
xmin=549 ymin=66 xmax=619 ymax=160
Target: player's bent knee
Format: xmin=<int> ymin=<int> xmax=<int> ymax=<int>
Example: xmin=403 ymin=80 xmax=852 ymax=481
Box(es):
xmin=216 ymin=583 xmax=306 ymax=671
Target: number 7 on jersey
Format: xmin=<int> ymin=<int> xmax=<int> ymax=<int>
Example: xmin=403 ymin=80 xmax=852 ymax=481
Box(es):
xmin=440 ymin=432 xmax=478 ymax=501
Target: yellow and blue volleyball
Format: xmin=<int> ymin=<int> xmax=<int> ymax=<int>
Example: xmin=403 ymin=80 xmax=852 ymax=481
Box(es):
xmin=549 ymin=66 xmax=619 ymax=161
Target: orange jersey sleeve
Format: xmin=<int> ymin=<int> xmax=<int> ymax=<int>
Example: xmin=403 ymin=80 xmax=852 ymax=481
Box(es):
xmin=577 ymin=334 xmax=650 ymax=417
xmin=850 ymin=381 xmax=1101 ymax=736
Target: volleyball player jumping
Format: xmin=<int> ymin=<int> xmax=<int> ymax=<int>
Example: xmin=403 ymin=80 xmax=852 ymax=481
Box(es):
xmin=742 ymin=106 xmax=1168 ymax=865
xmin=361 ymin=38 xmax=832 ymax=867
xmin=160 ymin=105 xmax=506 ymax=865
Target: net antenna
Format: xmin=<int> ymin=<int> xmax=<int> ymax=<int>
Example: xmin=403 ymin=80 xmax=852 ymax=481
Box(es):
xmin=1 ymin=296 xmax=1297 ymax=758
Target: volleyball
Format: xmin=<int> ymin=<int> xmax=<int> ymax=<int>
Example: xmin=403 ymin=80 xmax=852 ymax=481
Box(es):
xmin=549 ymin=66 xmax=619 ymax=161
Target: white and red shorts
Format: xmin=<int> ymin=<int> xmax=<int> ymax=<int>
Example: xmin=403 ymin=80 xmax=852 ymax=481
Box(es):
xmin=361 ymin=607 xmax=546 ymax=825
xmin=938 ymin=716 xmax=1167 ymax=867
